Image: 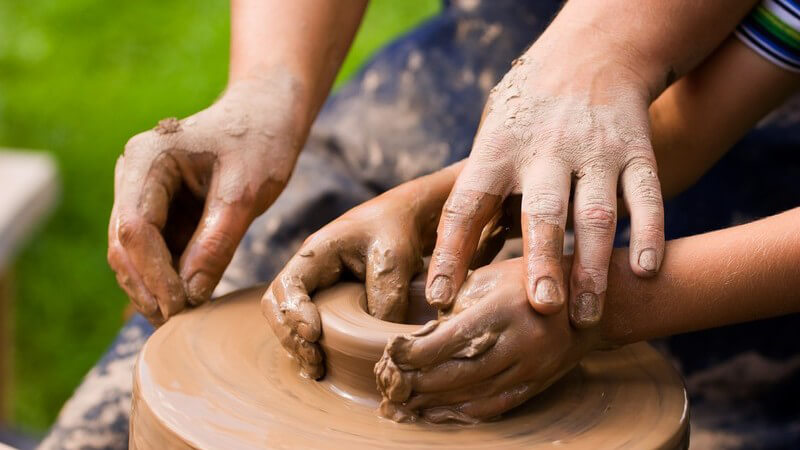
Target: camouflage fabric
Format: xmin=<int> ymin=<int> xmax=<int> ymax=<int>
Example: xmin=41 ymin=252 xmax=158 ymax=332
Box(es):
xmin=40 ymin=0 xmax=800 ymax=448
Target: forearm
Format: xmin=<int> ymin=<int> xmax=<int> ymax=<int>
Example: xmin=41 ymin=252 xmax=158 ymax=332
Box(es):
xmin=652 ymin=38 xmax=800 ymax=199
xmin=600 ymin=207 xmax=800 ymax=346
xmin=543 ymin=0 xmax=758 ymax=100
xmin=229 ymin=0 xmax=366 ymax=130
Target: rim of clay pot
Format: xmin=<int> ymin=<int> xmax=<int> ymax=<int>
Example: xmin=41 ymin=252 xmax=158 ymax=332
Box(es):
xmin=315 ymin=279 xmax=435 ymax=405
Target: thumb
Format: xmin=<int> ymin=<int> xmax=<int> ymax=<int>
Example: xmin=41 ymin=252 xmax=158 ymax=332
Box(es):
xmin=179 ymin=171 xmax=257 ymax=305
xmin=365 ymin=242 xmax=423 ymax=322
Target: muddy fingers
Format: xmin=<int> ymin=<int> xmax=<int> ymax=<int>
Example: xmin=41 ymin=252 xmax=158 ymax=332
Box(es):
xmin=420 ymin=382 xmax=539 ymax=424
xmin=521 ymin=162 xmax=571 ymax=315
xmin=620 ymin=154 xmax=665 ymax=277
xmin=109 ymin=76 xmax=303 ymax=324
xmin=365 ymin=240 xmax=423 ymax=322
xmin=377 ymin=259 xmax=593 ymax=423
xmin=427 ymin=170 xmax=503 ymax=309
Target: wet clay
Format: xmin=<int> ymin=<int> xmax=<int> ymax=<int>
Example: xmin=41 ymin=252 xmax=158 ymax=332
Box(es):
xmin=131 ymin=283 xmax=688 ymax=449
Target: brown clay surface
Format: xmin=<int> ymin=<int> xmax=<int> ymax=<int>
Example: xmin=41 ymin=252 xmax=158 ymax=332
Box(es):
xmin=131 ymin=284 xmax=688 ymax=449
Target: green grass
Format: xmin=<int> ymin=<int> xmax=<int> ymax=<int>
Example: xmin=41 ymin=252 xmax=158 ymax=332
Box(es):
xmin=0 ymin=0 xmax=439 ymax=431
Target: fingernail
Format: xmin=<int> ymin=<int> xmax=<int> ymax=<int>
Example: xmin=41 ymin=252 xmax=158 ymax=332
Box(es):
xmin=427 ymin=275 xmax=452 ymax=308
xmin=534 ymin=277 xmax=560 ymax=306
xmin=638 ymin=248 xmax=658 ymax=272
xmin=573 ymin=292 xmax=600 ymax=327
xmin=186 ymin=272 xmax=213 ymax=305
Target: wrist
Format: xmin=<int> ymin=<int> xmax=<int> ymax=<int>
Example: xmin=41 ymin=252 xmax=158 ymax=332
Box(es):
xmin=531 ymin=13 xmax=670 ymax=102
xmin=221 ymin=68 xmax=313 ymax=153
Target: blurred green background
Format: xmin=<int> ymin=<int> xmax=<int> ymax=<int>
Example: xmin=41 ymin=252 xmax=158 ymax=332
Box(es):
xmin=0 ymin=0 xmax=439 ymax=432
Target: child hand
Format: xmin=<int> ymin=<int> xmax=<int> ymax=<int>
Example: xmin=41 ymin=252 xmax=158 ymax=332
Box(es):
xmin=261 ymin=180 xmax=432 ymax=379
xmin=376 ymin=257 xmax=598 ymax=423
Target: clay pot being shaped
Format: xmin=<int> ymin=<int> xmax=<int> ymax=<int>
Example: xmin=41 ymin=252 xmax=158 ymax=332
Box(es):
xmin=130 ymin=282 xmax=689 ymax=449
xmin=315 ymin=278 xmax=436 ymax=406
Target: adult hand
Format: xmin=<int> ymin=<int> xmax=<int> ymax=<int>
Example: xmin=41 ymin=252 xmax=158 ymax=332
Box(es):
xmin=108 ymin=77 xmax=304 ymax=325
xmin=427 ymin=37 xmax=664 ymax=328
xmin=376 ymin=258 xmax=598 ymax=423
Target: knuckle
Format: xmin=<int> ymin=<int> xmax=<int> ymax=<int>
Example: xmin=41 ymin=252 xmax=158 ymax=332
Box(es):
xmin=200 ymin=230 xmax=237 ymax=261
xmin=107 ymin=246 xmax=121 ymax=269
xmin=576 ymin=203 xmax=616 ymax=233
xmin=442 ymin=189 xmax=495 ymax=229
xmin=624 ymin=155 xmax=659 ymax=178
xmin=524 ymin=189 xmax=565 ymax=222
xmin=301 ymin=230 xmax=333 ymax=252
xmin=117 ymin=216 xmax=146 ymax=246
xmin=630 ymin=181 xmax=663 ymax=206
xmin=124 ymin=132 xmax=159 ymax=155
xmin=526 ymin=252 xmax=562 ymax=266
xmin=430 ymin=246 xmax=459 ymax=270
xmin=474 ymin=129 xmax=512 ymax=158
xmin=578 ymin=156 xmax=616 ymax=178
xmin=441 ymin=206 xmax=472 ymax=229
xmin=577 ymin=266 xmax=608 ymax=286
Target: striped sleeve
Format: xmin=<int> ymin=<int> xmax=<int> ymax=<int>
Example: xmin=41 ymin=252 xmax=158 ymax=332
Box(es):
xmin=736 ymin=0 xmax=800 ymax=72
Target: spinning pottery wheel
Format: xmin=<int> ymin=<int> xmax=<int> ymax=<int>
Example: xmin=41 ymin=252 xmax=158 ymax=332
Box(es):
xmin=130 ymin=283 xmax=689 ymax=449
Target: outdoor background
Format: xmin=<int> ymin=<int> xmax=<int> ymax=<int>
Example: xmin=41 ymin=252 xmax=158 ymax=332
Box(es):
xmin=0 ymin=0 xmax=439 ymax=433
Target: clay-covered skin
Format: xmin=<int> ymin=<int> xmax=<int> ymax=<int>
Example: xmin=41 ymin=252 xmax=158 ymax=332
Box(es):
xmin=261 ymin=32 xmax=800 ymax=381
xmin=426 ymin=34 xmax=662 ymax=330
xmin=108 ymin=0 xmax=368 ymax=326
xmin=426 ymin=0 xmax=759 ymax=329
xmin=108 ymin=75 xmax=305 ymax=325
xmin=261 ymin=191 xmax=423 ymax=379
xmin=378 ymin=205 xmax=800 ymax=422
xmin=260 ymin=163 xmax=501 ymax=379
xmin=377 ymin=258 xmax=595 ymax=423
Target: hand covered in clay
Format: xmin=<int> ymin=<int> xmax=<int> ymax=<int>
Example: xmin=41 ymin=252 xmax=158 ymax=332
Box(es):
xmin=427 ymin=37 xmax=665 ymax=328
xmin=261 ymin=162 xmax=513 ymax=379
xmin=376 ymin=257 xmax=598 ymax=423
xmin=261 ymin=180 xmax=429 ymax=379
xmin=109 ymin=77 xmax=304 ymax=325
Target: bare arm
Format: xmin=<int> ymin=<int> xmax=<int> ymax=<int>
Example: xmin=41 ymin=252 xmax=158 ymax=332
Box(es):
xmin=375 ymin=208 xmax=800 ymax=422
xmin=550 ymin=1 xmax=760 ymax=101
xmin=653 ymin=37 xmax=800 ymax=198
xmin=426 ymin=0 xmax=760 ymax=329
xmin=229 ymin=0 xmax=367 ymax=130
xmin=110 ymin=0 xmax=367 ymax=324
xmin=602 ymin=207 xmax=800 ymax=345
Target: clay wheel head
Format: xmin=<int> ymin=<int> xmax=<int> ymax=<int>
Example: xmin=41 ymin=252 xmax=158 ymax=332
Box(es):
xmin=131 ymin=284 xmax=689 ymax=449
